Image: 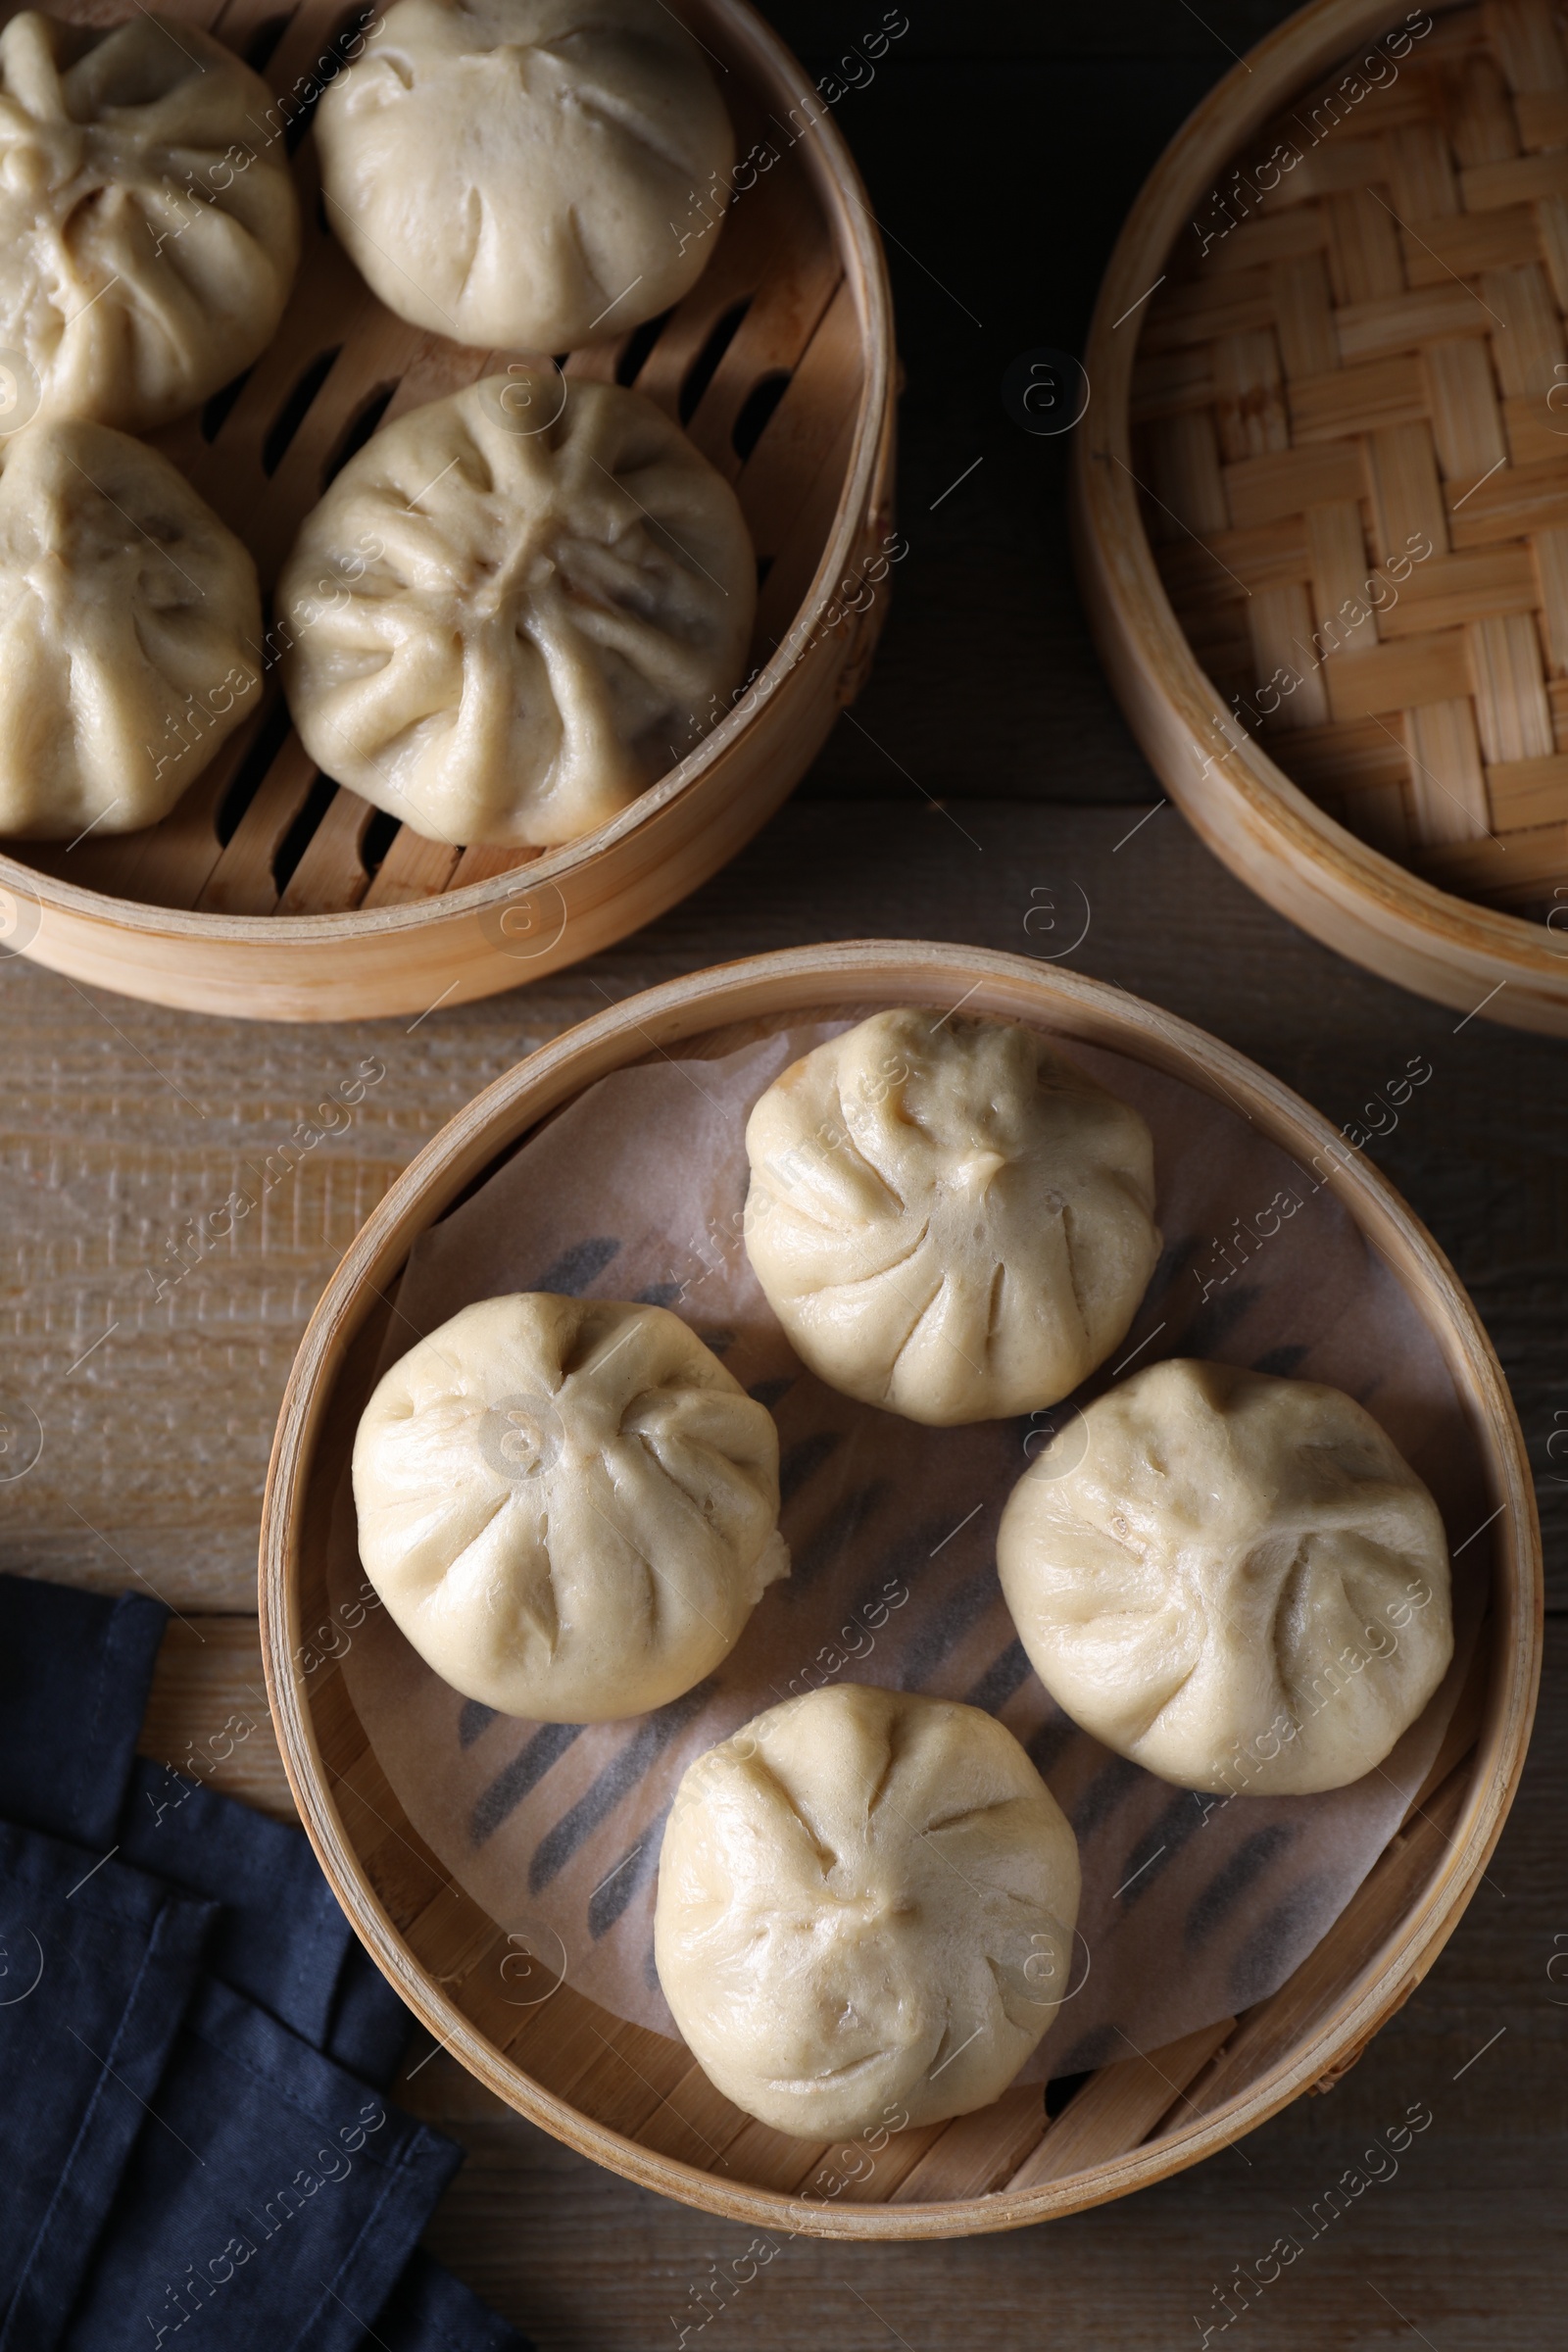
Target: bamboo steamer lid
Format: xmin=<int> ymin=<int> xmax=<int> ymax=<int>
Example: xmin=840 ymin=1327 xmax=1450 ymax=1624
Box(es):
xmin=1076 ymin=0 xmax=1568 ymax=1032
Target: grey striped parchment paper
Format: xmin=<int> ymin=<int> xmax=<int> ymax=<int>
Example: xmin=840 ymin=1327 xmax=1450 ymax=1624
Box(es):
xmin=326 ymin=1021 xmax=1485 ymax=2078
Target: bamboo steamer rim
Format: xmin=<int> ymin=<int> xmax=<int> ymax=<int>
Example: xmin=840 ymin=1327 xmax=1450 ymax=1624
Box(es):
xmin=1073 ymin=0 xmax=1568 ymax=1032
xmin=258 ymin=941 xmax=1542 ymax=2237
xmin=0 ymin=0 xmax=894 ymax=948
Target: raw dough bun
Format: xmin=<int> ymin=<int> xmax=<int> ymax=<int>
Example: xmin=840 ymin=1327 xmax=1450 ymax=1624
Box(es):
xmin=353 ymin=1294 xmax=788 ymax=1720
xmin=0 ymin=416 xmax=262 ymax=838
xmin=743 ymin=1009 xmax=1161 ymax=1426
xmin=997 ymin=1358 xmax=1454 ymax=1796
xmin=315 ymin=0 xmax=734 ymax=351
xmin=277 ymin=371 xmax=756 ymax=847
xmin=655 ymin=1685 xmax=1080 ymax=2139
xmin=0 ymin=10 xmax=300 ymax=433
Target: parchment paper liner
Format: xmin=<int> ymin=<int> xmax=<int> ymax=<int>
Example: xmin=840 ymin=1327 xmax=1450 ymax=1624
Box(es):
xmin=326 ymin=1017 xmax=1485 ymax=2086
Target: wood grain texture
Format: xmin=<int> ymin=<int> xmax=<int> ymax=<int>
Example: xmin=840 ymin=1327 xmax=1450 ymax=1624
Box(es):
xmin=2 ymin=0 xmax=1563 ymax=2320
xmin=123 ymin=1623 xmax=1568 ymax=2346
xmin=137 ymin=1618 xmax=295 ymax=1820
xmin=5 ymin=800 xmax=1566 ymax=1609
xmin=250 ymin=936 xmax=1537 ymax=2238
xmin=5 ymin=783 xmax=1563 ymax=2320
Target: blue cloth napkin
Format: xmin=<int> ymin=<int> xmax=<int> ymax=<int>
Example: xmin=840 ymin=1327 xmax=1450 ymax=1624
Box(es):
xmin=0 ymin=1575 xmax=532 ymax=2352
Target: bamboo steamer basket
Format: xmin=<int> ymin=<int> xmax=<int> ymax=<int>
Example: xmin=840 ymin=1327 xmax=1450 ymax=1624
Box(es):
xmin=0 ymin=0 xmax=895 ymax=1021
xmin=1074 ymin=0 xmax=1568 ymax=1035
xmin=258 ymin=941 xmax=1541 ymax=2239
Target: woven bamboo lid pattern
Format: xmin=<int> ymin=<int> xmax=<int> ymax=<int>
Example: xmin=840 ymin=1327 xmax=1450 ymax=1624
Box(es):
xmin=1132 ymin=0 xmax=1568 ymax=922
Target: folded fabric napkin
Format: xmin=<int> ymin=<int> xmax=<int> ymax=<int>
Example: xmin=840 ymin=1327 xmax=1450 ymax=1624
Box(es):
xmin=0 ymin=1574 xmax=531 ymax=2352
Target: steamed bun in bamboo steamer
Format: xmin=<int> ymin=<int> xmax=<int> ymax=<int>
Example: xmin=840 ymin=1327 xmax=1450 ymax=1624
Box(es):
xmin=0 ymin=417 xmax=261 ymax=838
xmin=353 ymin=1293 xmax=788 ymax=1720
xmin=743 ymin=1008 xmax=1161 ymax=1425
xmin=276 ymin=371 xmax=756 ymax=848
xmin=997 ymin=1358 xmax=1454 ymax=1796
xmin=655 ymin=1685 xmax=1081 ymax=2138
xmin=0 ymin=10 xmax=300 ymax=434
xmin=314 ymin=0 xmax=735 ymax=352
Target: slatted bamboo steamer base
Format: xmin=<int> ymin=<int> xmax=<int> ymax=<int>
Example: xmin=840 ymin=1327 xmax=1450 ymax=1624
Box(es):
xmin=258 ymin=943 xmax=1541 ymax=2238
xmin=1074 ymin=0 xmax=1568 ymax=1034
xmin=0 ymin=0 xmax=894 ymax=1021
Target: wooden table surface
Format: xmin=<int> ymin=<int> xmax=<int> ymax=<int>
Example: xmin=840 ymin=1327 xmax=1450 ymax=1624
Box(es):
xmin=3 ymin=5 xmax=1565 ymax=2345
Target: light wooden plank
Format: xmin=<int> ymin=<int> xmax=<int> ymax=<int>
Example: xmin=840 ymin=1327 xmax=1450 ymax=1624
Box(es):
xmin=194 ymin=733 xmax=319 ymax=916
xmin=735 ymin=273 xmax=862 ymax=569
xmin=564 ymin=2020 xmax=696 ymax=2142
xmin=1447 ymin=452 xmax=1568 ymax=544
xmin=361 ymin=829 xmax=465 ymax=909
xmin=1324 ymin=187 xmax=1406 ymax=306
xmin=1423 ymin=339 xmax=1508 ymax=479
xmin=1479 ymin=262 xmax=1567 ymax=397
xmin=1006 ymin=2020 xmax=1236 ymax=2190
xmin=137 ymin=1617 xmax=294 ymax=1822
xmin=1535 ymin=192 xmax=1568 ymax=313
xmin=1406 ymin=699 xmax=1492 ymax=841
xmin=1467 ymin=611 xmax=1555 ymax=760
xmin=1288 ymin=355 xmax=1426 ymax=443
xmin=1376 ymin=545 xmax=1537 ymax=635
xmin=1382 ymin=122 xmax=1460 ymax=222
xmin=1461 ymin=148 xmax=1568 ymax=210
xmin=1130 ymin=346 xmax=1215 ymax=422
xmin=1268 ymin=252 xmax=1340 ymax=379
xmin=1488 ymin=0 xmax=1568 ymax=96
xmin=1397 ymin=203 xmax=1541 ymax=286
xmin=1364 ymin=419 xmax=1451 ymax=560
xmin=887 ymin=2086 xmax=1047 ymax=2206
xmin=1411 ymin=816 xmax=1568 ymax=894
xmin=1324 ymin=630 xmax=1471 ymax=718
xmin=1147 ymin=410 xmax=1231 ymax=537
xmin=1501 ymin=389 xmax=1568 ymax=468
xmin=1534 ymin=524 xmax=1568 ymax=677
xmin=1336 ymin=285 xmax=1494 ymax=362
xmin=1248 ymin=582 xmax=1330 ymax=725
xmin=275 ymin=787 xmax=376 ymax=916
xmin=1223 ymin=441 xmax=1363 ymax=528
xmin=1516 ymin=86 xmax=1568 ymax=145
xmin=634 ymin=2062 xmax=755 ymax=2172
xmin=1203 ymin=208 xmax=1327 ymax=273
xmin=1154 ymin=514 xmax=1310 ymax=600
xmin=1306 ymin=500 xmax=1377 ymax=655
xmin=1485 ymin=748 xmax=1568 ymax=826
xmin=1174 ymin=1765 xmax=1472 ymax=2130
xmin=1448 ymin=48 xmax=1521 ymax=169
xmin=1271 ymin=714 xmax=1410 ymax=793
xmin=718 ymin=2119 xmax=832 ymax=2197
xmin=447 ymin=841 xmax=541 ymax=890
xmin=832 ymin=2121 xmax=951 ymax=2203
xmin=1212 ymin=330 xmax=1290 ymax=463
xmin=1143 ymin=270 xmax=1275 ymax=354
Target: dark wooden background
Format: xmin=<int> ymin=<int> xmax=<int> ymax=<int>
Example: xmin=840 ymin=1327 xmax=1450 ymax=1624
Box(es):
xmin=2 ymin=3 xmax=1565 ymax=2343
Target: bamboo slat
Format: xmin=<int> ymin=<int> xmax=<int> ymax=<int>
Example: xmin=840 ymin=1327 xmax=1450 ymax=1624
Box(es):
xmin=0 ymin=0 xmax=897 ymax=1020
xmin=1127 ymin=0 xmax=1568 ymax=921
xmin=258 ymin=942 xmax=1541 ymax=2236
xmin=1487 ymin=747 xmax=1568 ymax=824
xmin=1005 ymin=2020 xmax=1236 ymax=2191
